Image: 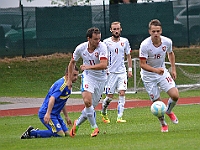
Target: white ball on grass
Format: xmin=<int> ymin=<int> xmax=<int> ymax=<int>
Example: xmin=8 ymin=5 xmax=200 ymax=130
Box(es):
xmin=150 ymin=101 xmax=167 ymax=117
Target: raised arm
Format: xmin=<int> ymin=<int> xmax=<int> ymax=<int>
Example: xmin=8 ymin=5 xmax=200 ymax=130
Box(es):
xmin=67 ymin=58 xmax=76 ymax=89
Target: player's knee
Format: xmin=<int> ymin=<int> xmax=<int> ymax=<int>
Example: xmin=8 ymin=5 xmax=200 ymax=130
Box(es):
xmin=171 ymin=95 xmax=179 ymax=102
xmin=86 ymin=112 xmax=93 ymax=118
xmin=57 ymin=131 xmax=65 ymax=137
xmin=168 ymin=88 xmax=179 ymax=101
xmin=119 ymin=93 xmax=125 ymax=97
xmin=84 ymin=100 xmax=92 ymax=107
xmin=119 ymin=91 xmax=125 ymax=96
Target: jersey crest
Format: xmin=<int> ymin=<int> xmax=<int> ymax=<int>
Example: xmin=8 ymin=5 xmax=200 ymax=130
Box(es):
xmin=95 ymin=52 xmax=99 ymax=57
xmin=85 ymin=84 xmax=89 ymax=88
xmin=162 ymin=46 xmax=166 ymax=52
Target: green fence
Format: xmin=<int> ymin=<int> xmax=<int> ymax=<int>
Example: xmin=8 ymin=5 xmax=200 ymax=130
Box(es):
xmin=0 ymin=1 xmax=197 ymax=58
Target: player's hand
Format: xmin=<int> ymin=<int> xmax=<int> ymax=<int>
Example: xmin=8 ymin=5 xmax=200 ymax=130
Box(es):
xmin=80 ymin=65 xmax=89 ymax=71
xmin=128 ymin=71 xmax=133 ymax=78
xmin=171 ymin=70 xmax=177 ymax=80
xmin=156 ymin=68 xmax=164 ymax=75
xmin=44 ymin=113 xmax=50 ymax=124
xmin=66 ymin=117 xmax=72 ymax=126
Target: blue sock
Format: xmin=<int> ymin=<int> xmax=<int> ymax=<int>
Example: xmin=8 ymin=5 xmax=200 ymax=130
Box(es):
xmin=30 ymin=129 xmax=58 ymax=138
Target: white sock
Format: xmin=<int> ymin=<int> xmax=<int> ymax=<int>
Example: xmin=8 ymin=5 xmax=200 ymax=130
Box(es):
xmin=85 ymin=106 xmax=98 ymax=128
xmin=76 ymin=109 xmax=87 ymax=126
xmin=102 ymin=96 xmax=112 ymax=115
xmin=166 ymin=98 xmax=177 ymax=114
xmin=158 ymin=116 xmax=167 ymax=126
xmin=117 ymin=96 xmax=125 ymax=118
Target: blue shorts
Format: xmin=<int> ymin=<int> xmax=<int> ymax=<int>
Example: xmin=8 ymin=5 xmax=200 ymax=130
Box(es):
xmin=39 ymin=113 xmax=68 ymax=133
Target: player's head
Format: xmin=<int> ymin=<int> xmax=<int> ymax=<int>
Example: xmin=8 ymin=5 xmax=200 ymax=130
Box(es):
xmin=86 ymin=27 xmax=101 ymax=49
xmin=65 ymin=65 xmax=79 ymax=83
xmin=110 ymin=21 xmax=122 ymax=38
xmin=148 ymin=19 xmax=162 ymax=39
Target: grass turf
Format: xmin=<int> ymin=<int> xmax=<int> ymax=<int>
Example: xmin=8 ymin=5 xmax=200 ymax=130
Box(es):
xmin=0 ymin=48 xmax=200 ymax=98
xmin=0 ymin=105 xmax=199 ymax=150
xmin=0 ymin=48 xmax=200 ymax=149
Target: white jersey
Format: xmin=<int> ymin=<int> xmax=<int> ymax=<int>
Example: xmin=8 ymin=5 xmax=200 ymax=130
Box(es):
xmin=139 ymin=35 xmax=172 ymax=81
xmin=73 ymin=41 xmax=108 ymax=81
xmin=103 ymin=37 xmax=131 ymax=73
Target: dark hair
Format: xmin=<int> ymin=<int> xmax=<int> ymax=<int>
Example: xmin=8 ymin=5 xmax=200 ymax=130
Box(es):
xmin=65 ymin=65 xmax=79 ymax=74
xmin=149 ymin=19 xmax=162 ymax=29
xmin=86 ymin=27 xmax=101 ymax=38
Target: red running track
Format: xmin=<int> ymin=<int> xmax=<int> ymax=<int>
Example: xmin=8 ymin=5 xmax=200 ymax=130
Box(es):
xmin=0 ymin=97 xmax=199 ymax=117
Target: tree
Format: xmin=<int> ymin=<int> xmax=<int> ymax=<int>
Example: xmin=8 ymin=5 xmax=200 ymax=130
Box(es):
xmin=26 ymin=0 xmax=92 ymax=6
xmin=110 ymin=0 xmax=137 ymax=4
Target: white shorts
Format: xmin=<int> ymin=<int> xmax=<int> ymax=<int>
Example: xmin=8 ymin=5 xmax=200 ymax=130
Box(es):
xmin=81 ymin=74 xmax=106 ymax=107
xmin=105 ymin=72 xmax=127 ymax=94
xmin=142 ymin=70 xmax=176 ymax=101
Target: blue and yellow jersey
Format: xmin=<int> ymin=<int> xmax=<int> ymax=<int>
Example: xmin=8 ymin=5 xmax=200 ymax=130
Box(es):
xmin=38 ymin=76 xmax=71 ymax=117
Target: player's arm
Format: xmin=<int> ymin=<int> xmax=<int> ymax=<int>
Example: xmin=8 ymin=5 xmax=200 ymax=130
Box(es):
xmin=81 ymin=58 xmax=107 ymax=70
xmin=167 ymin=51 xmax=177 ymax=80
xmin=139 ymin=58 xmax=164 ymax=75
xmin=62 ymin=106 xmax=72 ymax=126
xmin=127 ymin=54 xmax=133 ymax=78
xmin=44 ymin=96 xmax=55 ymax=124
xmin=67 ymin=58 xmax=76 ymax=89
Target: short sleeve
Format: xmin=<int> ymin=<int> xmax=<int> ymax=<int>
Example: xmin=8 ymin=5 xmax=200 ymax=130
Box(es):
xmin=167 ymin=39 xmax=173 ymax=53
xmin=125 ymin=39 xmax=131 ymax=55
xmin=72 ymin=45 xmax=81 ymax=61
xmin=99 ymin=42 xmax=108 ymax=59
xmin=139 ymin=42 xmax=148 ymax=59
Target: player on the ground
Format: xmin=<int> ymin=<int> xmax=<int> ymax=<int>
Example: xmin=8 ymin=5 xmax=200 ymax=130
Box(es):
xmin=139 ymin=19 xmax=179 ymax=132
xmin=101 ymin=21 xmax=132 ymax=123
xmin=20 ymin=65 xmax=79 ymax=139
xmin=69 ymin=27 xmax=108 ymax=137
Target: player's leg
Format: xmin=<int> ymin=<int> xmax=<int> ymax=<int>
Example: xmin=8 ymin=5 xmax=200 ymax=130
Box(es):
xmin=70 ymin=76 xmax=95 ymax=137
xmin=76 ymin=109 xmax=87 ymax=126
xmin=20 ymin=126 xmax=35 ymax=139
xmin=29 ymin=117 xmax=64 ymax=138
xmin=116 ymin=73 xmax=127 ymax=122
xmin=159 ymin=71 xmax=179 ymax=124
xmin=70 ymin=107 xmax=89 ymax=137
xmin=89 ymin=80 xmax=107 ymax=137
xmin=58 ymin=115 xmax=71 ymax=137
xmin=143 ymin=81 xmax=168 ymax=132
xmin=116 ymin=90 xmax=126 ymax=122
xmin=101 ymin=94 xmax=113 ymax=123
xmin=166 ymin=87 xmax=179 ymax=112
xmin=84 ymin=78 xmax=99 ymax=136
xmin=82 ymin=91 xmax=97 ymax=127
xmin=158 ymin=115 xmax=168 ymax=132
xmin=101 ymin=73 xmax=117 ymax=121
xmin=166 ymin=87 xmax=179 ymax=124
xmin=101 ymin=94 xmax=113 ymax=115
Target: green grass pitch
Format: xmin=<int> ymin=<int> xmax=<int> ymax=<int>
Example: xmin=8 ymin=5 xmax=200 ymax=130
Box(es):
xmin=0 ymin=104 xmax=199 ymax=150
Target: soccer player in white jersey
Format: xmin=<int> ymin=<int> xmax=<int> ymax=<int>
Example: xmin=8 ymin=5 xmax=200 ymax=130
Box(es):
xmin=69 ymin=27 xmax=108 ymax=137
xmin=101 ymin=21 xmax=133 ymax=123
xmin=139 ymin=19 xmax=179 ymax=132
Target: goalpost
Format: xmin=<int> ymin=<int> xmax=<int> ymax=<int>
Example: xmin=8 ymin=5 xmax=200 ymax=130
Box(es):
xmin=126 ymin=58 xmax=200 ymax=94
xmin=71 ymin=58 xmax=200 ymax=94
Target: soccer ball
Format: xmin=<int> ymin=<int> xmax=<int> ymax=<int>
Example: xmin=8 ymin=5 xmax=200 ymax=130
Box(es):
xmin=150 ymin=101 xmax=167 ymax=117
